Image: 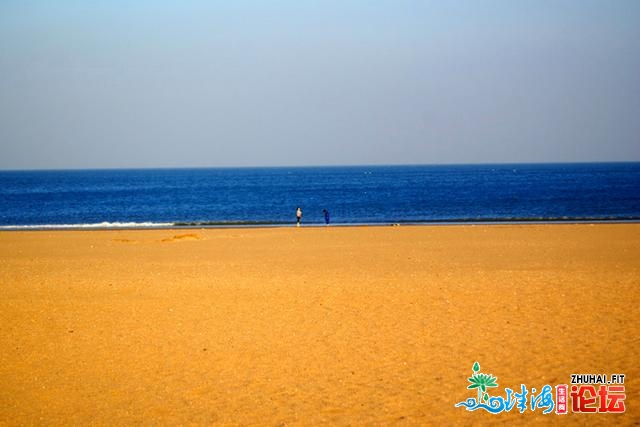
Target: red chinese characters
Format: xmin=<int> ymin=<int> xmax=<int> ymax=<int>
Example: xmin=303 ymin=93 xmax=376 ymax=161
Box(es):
xmin=555 ymin=385 xmax=568 ymax=414
xmin=570 ymin=385 xmax=626 ymax=413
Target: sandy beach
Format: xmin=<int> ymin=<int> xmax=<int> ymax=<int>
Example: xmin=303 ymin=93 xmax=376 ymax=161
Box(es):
xmin=0 ymin=224 xmax=638 ymax=425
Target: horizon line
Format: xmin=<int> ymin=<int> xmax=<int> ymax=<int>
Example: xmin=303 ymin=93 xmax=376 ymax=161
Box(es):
xmin=0 ymin=160 xmax=639 ymax=172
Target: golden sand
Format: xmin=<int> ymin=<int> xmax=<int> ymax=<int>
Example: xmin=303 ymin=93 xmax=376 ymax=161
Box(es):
xmin=0 ymin=224 xmax=638 ymax=425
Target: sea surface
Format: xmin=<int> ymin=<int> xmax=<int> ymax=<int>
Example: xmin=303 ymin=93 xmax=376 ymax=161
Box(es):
xmin=0 ymin=163 xmax=639 ymax=229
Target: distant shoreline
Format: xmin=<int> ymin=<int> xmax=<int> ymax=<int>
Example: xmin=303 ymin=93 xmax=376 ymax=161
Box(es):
xmin=1 ymin=218 xmax=639 ymax=232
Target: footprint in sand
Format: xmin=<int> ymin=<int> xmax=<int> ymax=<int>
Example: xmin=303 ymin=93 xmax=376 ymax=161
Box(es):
xmin=160 ymin=233 xmax=202 ymax=242
xmin=112 ymin=238 xmax=138 ymax=244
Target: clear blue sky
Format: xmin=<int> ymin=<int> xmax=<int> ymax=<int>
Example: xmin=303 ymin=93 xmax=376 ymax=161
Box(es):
xmin=1 ymin=0 xmax=639 ymax=169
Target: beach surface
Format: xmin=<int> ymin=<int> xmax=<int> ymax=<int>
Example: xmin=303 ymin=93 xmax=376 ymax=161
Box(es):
xmin=1 ymin=224 xmax=638 ymax=425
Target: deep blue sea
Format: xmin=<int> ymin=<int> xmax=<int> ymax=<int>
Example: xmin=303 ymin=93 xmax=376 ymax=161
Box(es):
xmin=0 ymin=163 xmax=639 ymax=229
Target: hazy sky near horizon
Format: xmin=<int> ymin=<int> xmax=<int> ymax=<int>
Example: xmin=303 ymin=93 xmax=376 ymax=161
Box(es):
xmin=1 ymin=1 xmax=639 ymax=169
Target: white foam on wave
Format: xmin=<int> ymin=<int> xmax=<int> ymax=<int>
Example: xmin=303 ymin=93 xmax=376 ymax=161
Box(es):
xmin=0 ymin=222 xmax=174 ymax=230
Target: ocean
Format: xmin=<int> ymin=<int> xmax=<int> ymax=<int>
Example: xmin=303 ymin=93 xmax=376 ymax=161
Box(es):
xmin=0 ymin=163 xmax=638 ymax=229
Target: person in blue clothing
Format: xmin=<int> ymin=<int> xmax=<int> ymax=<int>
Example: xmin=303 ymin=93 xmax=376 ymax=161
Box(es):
xmin=323 ymin=209 xmax=330 ymax=225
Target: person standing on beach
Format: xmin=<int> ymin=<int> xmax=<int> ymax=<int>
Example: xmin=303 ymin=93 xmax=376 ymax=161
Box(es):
xmin=323 ymin=209 xmax=330 ymax=225
xmin=296 ymin=207 xmax=302 ymax=227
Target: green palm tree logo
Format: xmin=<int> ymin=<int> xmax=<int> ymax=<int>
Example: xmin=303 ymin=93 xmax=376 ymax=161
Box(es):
xmin=467 ymin=362 xmax=499 ymax=403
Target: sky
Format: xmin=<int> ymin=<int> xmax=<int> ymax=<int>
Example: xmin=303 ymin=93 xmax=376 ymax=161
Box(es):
xmin=1 ymin=0 xmax=639 ymax=169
